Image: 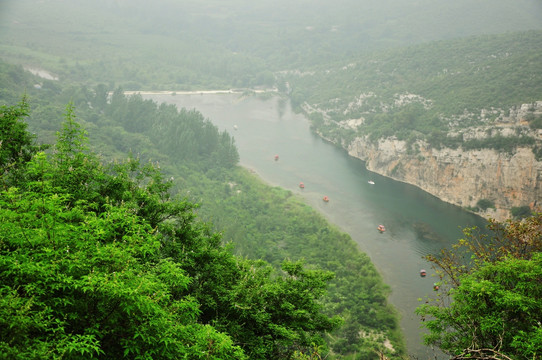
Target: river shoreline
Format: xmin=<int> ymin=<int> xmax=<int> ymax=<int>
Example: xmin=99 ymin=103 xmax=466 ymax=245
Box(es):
xmin=123 ymin=88 xmax=277 ymax=96
xmin=141 ymin=91 xmax=485 ymax=359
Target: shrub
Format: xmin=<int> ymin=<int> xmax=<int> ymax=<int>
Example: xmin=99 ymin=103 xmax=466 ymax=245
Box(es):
xmin=511 ymin=206 xmax=532 ymax=219
xmin=476 ymin=198 xmax=495 ymax=211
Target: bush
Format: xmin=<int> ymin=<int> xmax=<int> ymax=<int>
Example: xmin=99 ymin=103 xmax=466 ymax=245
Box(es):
xmin=476 ymin=198 xmax=495 ymax=211
xmin=528 ymin=115 xmax=542 ymax=130
xmin=511 ymin=205 xmax=532 ymax=219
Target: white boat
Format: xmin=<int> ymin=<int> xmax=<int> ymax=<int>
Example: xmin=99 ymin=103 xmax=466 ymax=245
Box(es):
xmin=368 ymin=180 xmax=375 ymax=185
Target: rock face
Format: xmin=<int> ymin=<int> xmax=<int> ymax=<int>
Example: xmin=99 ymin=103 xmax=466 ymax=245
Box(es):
xmin=347 ymin=137 xmax=542 ymax=221
xmin=344 ymin=101 xmax=542 ymax=221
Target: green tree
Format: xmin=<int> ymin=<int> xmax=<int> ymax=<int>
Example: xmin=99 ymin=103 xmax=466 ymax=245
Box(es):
xmin=511 ymin=206 xmax=532 ymax=219
xmin=0 ymin=97 xmax=41 ymax=185
xmin=0 ymin=106 xmax=247 ymax=359
xmin=219 ymin=260 xmax=341 ymax=359
xmin=0 ymin=101 xmax=340 ymax=359
xmin=476 ymin=198 xmax=495 ymax=211
xmin=0 ymin=165 xmax=246 ymax=359
xmin=417 ymin=214 xmax=542 ymax=359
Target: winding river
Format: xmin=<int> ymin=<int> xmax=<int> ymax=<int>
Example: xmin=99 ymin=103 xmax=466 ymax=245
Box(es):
xmin=143 ymin=92 xmax=487 ymax=358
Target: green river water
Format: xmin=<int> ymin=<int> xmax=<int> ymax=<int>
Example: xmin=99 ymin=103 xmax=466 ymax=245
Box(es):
xmin=145 ymin=92 xmax=488 ymax=358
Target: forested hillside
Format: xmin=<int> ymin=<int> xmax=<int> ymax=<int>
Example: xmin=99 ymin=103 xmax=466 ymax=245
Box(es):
xmin=286 ymin=30 xmax=542 ymax=149
xmin=1 ymin=0 xmax=541 ymax=90
xmin=283 ymin=30 xmax=542 ymax=219
xmin=2 ymin=0 xmax=542 ymax=358
xmin=0 ymin=62 xmax=405 ymax=359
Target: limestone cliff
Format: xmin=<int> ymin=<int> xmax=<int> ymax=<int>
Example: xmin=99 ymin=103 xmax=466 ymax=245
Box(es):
xmin=347 ymin=136 xmax=541 ymax=221
xmin=338 ymin=101 xmax=542 ymax=221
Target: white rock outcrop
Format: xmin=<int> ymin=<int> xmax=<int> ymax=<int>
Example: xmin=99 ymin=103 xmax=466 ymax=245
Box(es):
xmin=347 ymin=136 xmax=541 ymax=220
xmin=343 ymin=101 xmax=542 ymax=220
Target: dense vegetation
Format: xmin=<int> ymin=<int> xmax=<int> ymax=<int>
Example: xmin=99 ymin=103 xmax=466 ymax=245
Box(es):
xmin=2 ymin=0 xmax=542 ymax=91
xmin=1 ymin=100 xmax=344 ymax=359
xmin=285 ymin=30 xmax=542 ymax=151
xmin=3 ymin=1 xmax=542 ymax=358
xmin=0 ymin=62 xmax=405 ymax=358
xmin=190 ymin=169 xmax=403 ymax=357
xmin=417 ymin=215 xmax=542 ymax=359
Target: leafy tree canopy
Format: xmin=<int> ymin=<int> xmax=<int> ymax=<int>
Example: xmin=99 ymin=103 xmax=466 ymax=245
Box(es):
xmin=0 ymin=100 xmax=340 ymax=359
xmin=0 ymin=60 xmax=406 ymax=357
xmin=0 ymin=96 xmax=43 ymax=184
xmin=417 ymin=215 xmax=542 ymax=360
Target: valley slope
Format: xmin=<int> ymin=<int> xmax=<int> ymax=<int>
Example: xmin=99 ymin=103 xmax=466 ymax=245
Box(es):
xmin=285 ymin=31 xmax=542 ymax=220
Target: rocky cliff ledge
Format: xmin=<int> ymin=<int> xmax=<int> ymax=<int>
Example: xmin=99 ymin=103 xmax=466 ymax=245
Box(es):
xmin=343 ymin=101 xmax=542 ymax=221
xmin=348 ymin=137 xmax=541 ymax=220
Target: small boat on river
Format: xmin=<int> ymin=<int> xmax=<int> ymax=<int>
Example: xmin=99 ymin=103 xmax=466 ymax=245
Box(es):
xmin=377 ymin=224 xmax=386 ymax=232
xmin=323 ymin=196 xmax=329 ymax=202
xmin=274 ymin=154 xmax=279 ymax=161
xmin=299 ymin=182 xmax=305 ymax=189
xmin=420 ymin=269 xmax=427 ymax=277
xmin=368 ymin=180 xmax=375 ymax=185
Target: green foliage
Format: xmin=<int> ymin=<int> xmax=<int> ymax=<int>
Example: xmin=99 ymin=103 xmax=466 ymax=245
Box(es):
xmin=528 ymin=114 xmax=542 ymax=129
xmin=189 ymin=168 xmax=404 ymax=358
xmin=0 ymin=180 xmax=210 ymax=359
xmin=0 ymin=99 xmax=351 ymax=359
xmin=0 ymin=107 xmax=249 ymax=359
xmin=475 ymin=198 xmax=495 ymax=211
xmin=105 ymin=90 xmax=239 ymax=169
xmin=0 ymin=57 xmax=405 ymax=356
xmin=0 ymin=98 xmax=41 ymax=183
xmin=418 ymin=254 xmax=542 ymax=359
xmin=511 ymin=205 xmax=532 ymax=219
xmin=287 ymin=30 xmax=542 ymax=151
xmin=417 ymin=214 xmax=542 ymax=359
xmin=462 ymin=134 xmax=535 ymax=154
xmin=206 ymin=259 xmax=342 ymax=359
xmin=0 ymin=62 xmax=41 ymax=104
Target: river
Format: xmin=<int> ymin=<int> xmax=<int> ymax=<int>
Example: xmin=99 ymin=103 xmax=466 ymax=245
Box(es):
xmin=143 ymin=92 xmax=487 ymax=358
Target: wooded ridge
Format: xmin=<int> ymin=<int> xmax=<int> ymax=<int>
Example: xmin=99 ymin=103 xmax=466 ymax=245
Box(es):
xmin=0 ymin=61 xmax=405 ymax=359
xmin=284 ymin=30 xmax=542 ymax=219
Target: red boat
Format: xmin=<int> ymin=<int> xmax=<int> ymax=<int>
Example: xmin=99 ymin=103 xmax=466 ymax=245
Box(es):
xmin=299 ymin=182 xmax=305 ymax=189
xmin=377 ymin=224 xmax=386 ymax=232
xmin=274 ymin=154 xmax=279 ymax=161
xmin=323 ymin=196 xmax=329 ymax=202
xmin=420 ymin=269 xmax=427 ymax=277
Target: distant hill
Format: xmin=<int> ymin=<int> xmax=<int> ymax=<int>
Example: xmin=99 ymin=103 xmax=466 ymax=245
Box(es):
xmin=283 ymin=30 xmax=542 ymax=220
xmin=285 ymin=30 xmax=542 ymax=146
xmin=1 ymin=0 xmax=541 ymax=89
